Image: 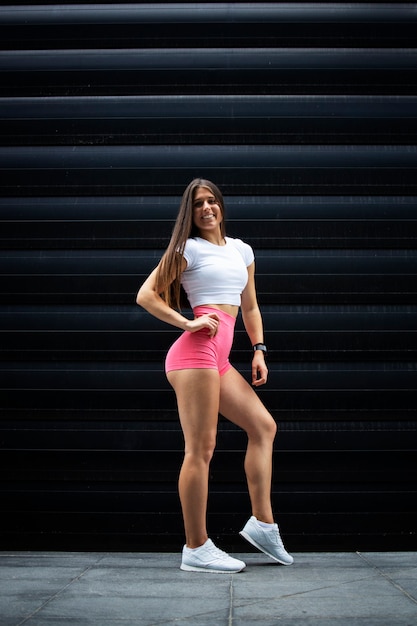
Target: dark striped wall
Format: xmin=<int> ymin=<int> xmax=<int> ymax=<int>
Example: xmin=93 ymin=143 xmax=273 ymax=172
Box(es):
xmin=1 ymin=2 xmax=416 ymax=551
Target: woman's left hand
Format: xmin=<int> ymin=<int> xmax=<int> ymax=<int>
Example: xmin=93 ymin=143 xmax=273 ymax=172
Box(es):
xmin=252 ymin=353 xmax=268 ymax=387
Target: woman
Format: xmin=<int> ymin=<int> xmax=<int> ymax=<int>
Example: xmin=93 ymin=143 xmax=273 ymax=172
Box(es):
xmin=137 ymin=179 xmax=293 ymax=573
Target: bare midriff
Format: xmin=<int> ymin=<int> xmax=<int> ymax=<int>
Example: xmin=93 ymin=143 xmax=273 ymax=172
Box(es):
xmin=202 ymin=304 xmax=239 ymax=319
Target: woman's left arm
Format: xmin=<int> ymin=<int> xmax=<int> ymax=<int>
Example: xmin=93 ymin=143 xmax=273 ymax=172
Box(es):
xmin=241 ymin=262 xmax=268 ymax=387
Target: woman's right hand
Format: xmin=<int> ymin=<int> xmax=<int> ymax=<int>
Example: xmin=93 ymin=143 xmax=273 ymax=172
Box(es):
xmin=185 ymin=313 xmax=220 ymax=338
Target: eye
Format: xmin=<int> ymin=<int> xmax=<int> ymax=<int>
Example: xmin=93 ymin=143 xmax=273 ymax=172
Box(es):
xmin=193 ymin=197 xmax=217 ymax=209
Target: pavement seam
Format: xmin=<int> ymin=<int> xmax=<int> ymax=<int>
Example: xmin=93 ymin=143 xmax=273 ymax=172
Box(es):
xmin=357 ymin=551 xmax=417 ymax=606
xmin=15 ymin=553 xmax=108 ymax=626
xmin=228 ymin=576 xmax=234 ymax=626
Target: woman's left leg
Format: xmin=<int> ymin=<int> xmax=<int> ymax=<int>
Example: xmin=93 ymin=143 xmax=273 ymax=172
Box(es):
xmin=219 ymin=366 xmax=277 ymax=523
xmin=219 ymin=365 xmax=294 ymax=565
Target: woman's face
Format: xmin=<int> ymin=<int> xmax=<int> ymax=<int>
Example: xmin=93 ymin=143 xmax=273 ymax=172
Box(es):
xmin=192 ymin=186 xmax=223 ymax=235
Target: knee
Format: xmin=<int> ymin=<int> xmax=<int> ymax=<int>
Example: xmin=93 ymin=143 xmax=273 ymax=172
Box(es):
xmin=258 ymin=410 xmax=277 ymax=440
xmin=248 ymin=413 xmax=277 ymax=443
xmin=199 ymin=444 xmax=216 ymax=465
xmin=266 ymin=416 xmax=278 ymax=441
xmin=185 ymin=436 xmax=216 ymax=465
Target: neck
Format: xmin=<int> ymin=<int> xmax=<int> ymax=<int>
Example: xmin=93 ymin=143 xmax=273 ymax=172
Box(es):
xmin=198 ymin=232 xmax=225 ymax=246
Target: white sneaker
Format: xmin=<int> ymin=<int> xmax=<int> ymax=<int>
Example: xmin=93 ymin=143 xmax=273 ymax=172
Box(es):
xmin=240 ymin=516 xmax=294 ymax=565
xmin=180 ymin=538 xmax=246 ymax=573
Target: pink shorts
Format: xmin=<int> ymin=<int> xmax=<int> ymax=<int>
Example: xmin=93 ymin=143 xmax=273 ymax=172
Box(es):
xmin=165 ymin=306 xmax=236 ymax=376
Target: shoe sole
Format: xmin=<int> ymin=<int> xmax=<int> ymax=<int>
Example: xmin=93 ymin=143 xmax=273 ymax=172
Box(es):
xmin=239 ymin=530 xmax=293 ymax=566
xmin=180 ymin=563 xmax=246 ymax=573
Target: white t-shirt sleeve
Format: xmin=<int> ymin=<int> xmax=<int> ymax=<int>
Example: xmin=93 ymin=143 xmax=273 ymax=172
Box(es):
xmin=181 ymin=238 xmax=198 ymax=269
xmin=233 ymin=238 xmax=255 ymax=266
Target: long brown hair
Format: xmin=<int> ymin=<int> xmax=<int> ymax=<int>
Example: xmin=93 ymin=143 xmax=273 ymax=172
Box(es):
xmin=156 ymin=178 xmax=226 ymax=309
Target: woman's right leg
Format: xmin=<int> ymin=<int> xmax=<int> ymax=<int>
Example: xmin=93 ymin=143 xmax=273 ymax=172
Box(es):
xmin=167 ymin=367 xmax=220 ymax=549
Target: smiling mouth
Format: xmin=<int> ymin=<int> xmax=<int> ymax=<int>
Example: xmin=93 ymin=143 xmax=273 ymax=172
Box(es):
xmin=202 ymin=214 xmax=215 ymax=219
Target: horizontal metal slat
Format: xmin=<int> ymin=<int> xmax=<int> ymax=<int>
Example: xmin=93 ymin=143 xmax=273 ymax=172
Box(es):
xmin=3 ymin=249 xmax=417 ymax=274
xmin=1 ymin=48 xmax=416 ymax=97
xmin=1 ymin=94 xmax=417 ymax=146
xmin=2 ymin=223 xmax=416 ymax=251
xmin=3 ymin=218 xmax=415 ymax=250
xmin=2 ymin=249 xmax=416 ymax=305
xmin=2 ymin=305 xmax=416 ymax=332
xmin=3 ymin=95 xmax=417 ymax=119
xmin=2 ymin=419 xmax=415 ymax=451
xmin=3 ymin=27 xmax=415 ymax=53
xmin=1 ymin=398 xmax=414 ymax=422
xmin=3 ymin=144 xmax=416 ymax=167
xmin=1 ymin=450 xmax=415 ymax=480
xmin=1 ymin=4 xmax=416 ymax=52
xmin=2 ymin=4 xmax=415 ymax=25
xmin=2 ymin=512 xmax=414 ymax=552
xmin=2 ymin=194 xmax=416 ymax=219
xmin=2 ymin=170 xmax=415 ymax=196
xmin=1 ymin=145 xmax=416 ymax=196
xmin=2 ymin=48 xmax=416 ymax=71
xmin=3 ymin=361 xmax=416 ymax=389
xmin=1 ymin=304 xmax=416 ymax=362
xmin=2 ymin=363 xmax=416 ymax=420
xmin=2 ymin=329 xmax=416 ymax=363
xmin=3 ymin=489 xmax=415 ymax=517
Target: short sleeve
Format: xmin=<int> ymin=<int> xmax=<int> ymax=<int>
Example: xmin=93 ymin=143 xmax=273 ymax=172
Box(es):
xmin=233 ymin=238 xmax=255 ymax=266
xmin=181 ymin=238 xmax=198 ymax=269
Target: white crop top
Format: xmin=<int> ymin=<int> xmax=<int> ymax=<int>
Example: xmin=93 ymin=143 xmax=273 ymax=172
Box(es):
xmin=180 ymin=236 xmax=255 ymax=308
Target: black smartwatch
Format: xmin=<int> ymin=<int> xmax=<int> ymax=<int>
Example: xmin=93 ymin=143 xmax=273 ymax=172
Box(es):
xmin=253 ymin=343 xmax=267 ymax=355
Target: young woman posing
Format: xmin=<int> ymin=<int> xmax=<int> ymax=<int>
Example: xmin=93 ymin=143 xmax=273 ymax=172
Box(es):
xmin=137 ymin=179 xmax=293 ymax=573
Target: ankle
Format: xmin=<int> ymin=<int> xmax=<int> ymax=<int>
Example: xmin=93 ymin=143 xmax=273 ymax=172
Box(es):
xmin=256 ymin=519 xmax=275 ymax=529
xmin=253 ymin=514 xmax=274 ymax=525
xmin=186 ymin=537 xmax=209 ymax=550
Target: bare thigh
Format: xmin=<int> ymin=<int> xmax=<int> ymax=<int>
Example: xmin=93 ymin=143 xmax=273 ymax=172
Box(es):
xmin=219 ymin=366 xmax=277 ymax=437
xmin=167 ymin=368 xmax=221 ymax=453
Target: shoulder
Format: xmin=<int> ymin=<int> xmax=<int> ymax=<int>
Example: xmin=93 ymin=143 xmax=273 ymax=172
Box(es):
xmin=183 ymin=237 xmax=200 ymax=252
xmin=226 ymin=237 xmax=255 ymax=265
xmin=182 ymin=237 xmax=201 ymax=267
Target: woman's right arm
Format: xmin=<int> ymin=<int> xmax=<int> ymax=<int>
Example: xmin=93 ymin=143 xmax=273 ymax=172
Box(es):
xmin=136 ymin=260 xmax=220 ymax=336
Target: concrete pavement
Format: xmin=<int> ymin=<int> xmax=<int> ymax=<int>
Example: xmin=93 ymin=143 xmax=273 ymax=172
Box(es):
xmin=1 ymin=551 xmax=416 ymax=625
